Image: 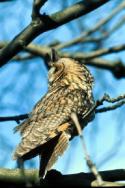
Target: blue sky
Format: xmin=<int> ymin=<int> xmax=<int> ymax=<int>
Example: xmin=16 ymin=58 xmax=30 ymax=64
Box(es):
xmin=0 ymin=0 xmax=125 ymax=174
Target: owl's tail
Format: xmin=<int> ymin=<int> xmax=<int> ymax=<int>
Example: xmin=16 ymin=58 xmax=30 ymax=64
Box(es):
xmin=39 ymin=131 xmax=70 ymax=178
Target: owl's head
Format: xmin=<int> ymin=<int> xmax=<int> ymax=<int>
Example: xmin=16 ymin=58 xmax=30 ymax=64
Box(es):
xmin=48 ymin=50 xmax=94 ymax=89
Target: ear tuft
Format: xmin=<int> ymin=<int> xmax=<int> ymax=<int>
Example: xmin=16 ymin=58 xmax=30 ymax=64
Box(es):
xmin=44 ymin=49 xmax=59 ymax=68
xmin=51 ymin=48 xmax=59 ymax=62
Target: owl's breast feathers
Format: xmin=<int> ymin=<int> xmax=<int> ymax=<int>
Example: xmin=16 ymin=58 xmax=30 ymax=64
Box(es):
xmin=13 ymin=58 xmax=94 ymax=176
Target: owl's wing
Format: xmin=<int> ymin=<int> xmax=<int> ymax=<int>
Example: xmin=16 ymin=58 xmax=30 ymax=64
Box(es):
xmin=13 ymin=86 xmax=63 ymax=136
xmin=39 ymin=131 xmax=71 ymax=178
xmin=46 ymin=131 xmax=70 ymax=171
xmin=13 ymin=87 xmax=75 ymax=160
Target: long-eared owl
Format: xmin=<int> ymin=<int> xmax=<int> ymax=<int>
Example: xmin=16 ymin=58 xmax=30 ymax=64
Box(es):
xmin=13 ymin=54 xmax=94 ymax=177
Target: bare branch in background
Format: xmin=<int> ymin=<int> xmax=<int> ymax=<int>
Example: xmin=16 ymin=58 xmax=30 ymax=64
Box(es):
xmin=84 ymin=58 xmax=125 ymax=79
xmin=0 ymin=93 xmax=125 ymax=123
xmin=55 ymin=1 xmax=125 ymax=50
xmin=96 ymin=100 xmax=125 ymax=113
xmin=10 ymin=53 xmax=125 ymax=79
xmin=69 ymin=44 xmax=125 ymax=60
xmin=0 ymin=0 xmax=109 ymax=67
xmin=71 ymin=112 xmax=104 ymax=186
xmin=26 ymin=43 xmax=125 ymax=79
xmin=0 ymin=1 xmax=125 ymax=186
xmin=2 ymin=41 xmax=125 ymax=79
xmin=95 ymin=93 xmax=125 ymax=113
xmin=0 ymin=1 xmax=125 ymax=80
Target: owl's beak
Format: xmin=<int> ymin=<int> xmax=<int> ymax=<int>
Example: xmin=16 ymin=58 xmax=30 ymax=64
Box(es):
xmin=48 ymin=67 xmax=56 ymax=83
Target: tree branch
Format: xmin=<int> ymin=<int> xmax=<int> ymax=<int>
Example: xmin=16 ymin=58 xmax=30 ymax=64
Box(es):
xmin=11 ymin=44 xmax=125 ymax=79
xmin=15 ymin=44 xmax=125 ymax=79
xmin=0 ymin=169 xmax=125 ymax=187
xmin=0 ymin=0 xmax=109 ymax=67
xmin=55 ymin=1 xmax=125 ymax=50
xmin=84 ymin=58 xmax=125 ymax=79
xmin=0 ymin=114 xmax=28 ymax=123
xmin=94 ymin=93 xmax=125 ymax=113
xmin=1 ymin=38 xmax=125 ymax=79
xmin=24 ymin=43 xmax=125 ymax=79
xmin=69 ymin=44 xmax=125 ymax=60
xmin=0 ymin=94 xmax=125 ymax=123
xmin=96 ymin=100 xmax=125 ymax=113
xmin=32 ymin=0 xmax=47 ymax=20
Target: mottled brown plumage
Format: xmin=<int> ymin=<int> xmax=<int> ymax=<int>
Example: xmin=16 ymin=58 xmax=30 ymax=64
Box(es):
xmin=13 ymin=57 xmax=94 ymax=177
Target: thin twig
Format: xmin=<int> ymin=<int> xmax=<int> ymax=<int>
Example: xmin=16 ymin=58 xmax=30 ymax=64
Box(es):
xmin=96 ymin=100 xmax=125 ymax=113
xmin=1 ymin=38 xmax=125 ymax=78
xmin=0 ymin=0 xmax=109 ymax=67
xmin=98 ymin=93 xmax=125 ymax=103
xmin=1 ymin=94 xmax=125 ymax=123
xmin=69 ymin=44 xmax=125 ymax=60
xmin=0 ymin=114 xmax=28 ymax=123
xmin=79 ymin=93 xmax=125 ymax=122
xmin=71 ymin=112 xmax=104 ymax=186
xmin=55 ymin=1 xmax=125 ymax=50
